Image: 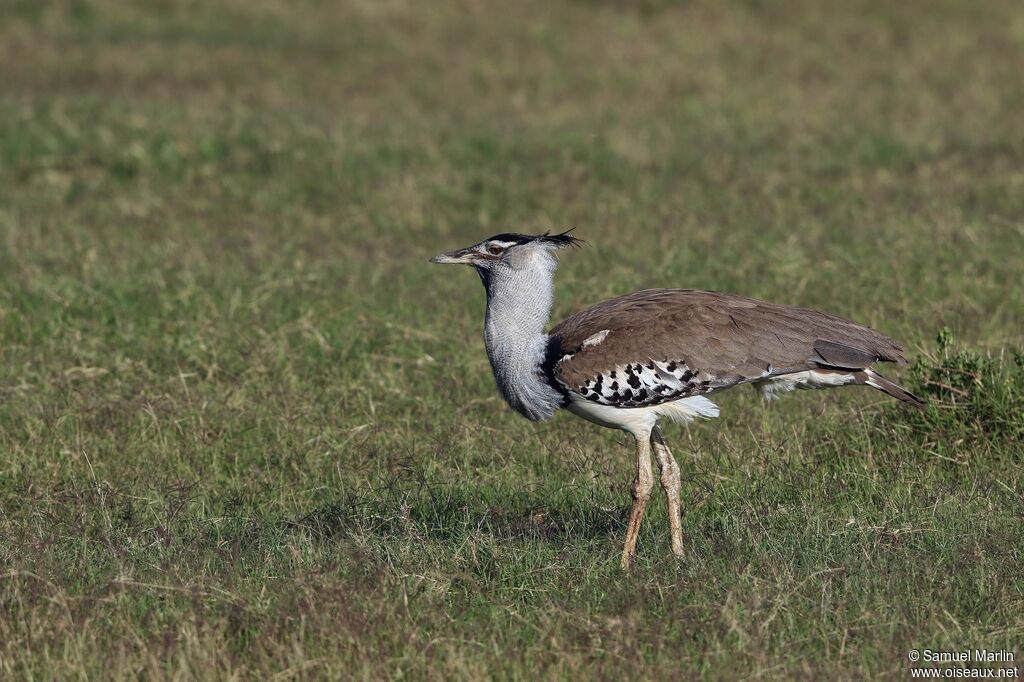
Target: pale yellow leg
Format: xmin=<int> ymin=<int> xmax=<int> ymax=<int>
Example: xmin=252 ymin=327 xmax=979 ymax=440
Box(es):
xmin=621 ymin=434 xmax=654 ymax=570
xmin=651 ymin=425 xmax=684 ymax=558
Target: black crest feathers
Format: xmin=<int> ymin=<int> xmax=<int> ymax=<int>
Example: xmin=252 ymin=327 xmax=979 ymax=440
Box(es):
xmin=485 ymin=229 xmax=584 ymax=249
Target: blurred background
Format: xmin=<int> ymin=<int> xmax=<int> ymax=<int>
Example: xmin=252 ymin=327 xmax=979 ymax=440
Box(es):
xmin=1 ymin=1 xmax=1022 ymax=678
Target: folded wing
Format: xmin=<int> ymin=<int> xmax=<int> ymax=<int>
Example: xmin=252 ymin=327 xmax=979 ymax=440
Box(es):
xmin=548 ymin=288 xmax=913 ymax=408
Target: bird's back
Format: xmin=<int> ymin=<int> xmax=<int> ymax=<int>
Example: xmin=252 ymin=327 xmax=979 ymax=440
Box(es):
xmin=549 ymin=288 xmax=909 ymax=404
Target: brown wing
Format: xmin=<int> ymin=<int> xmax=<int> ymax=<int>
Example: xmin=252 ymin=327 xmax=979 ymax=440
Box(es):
xmin=549 ymin=289 xmax=906 ymax=407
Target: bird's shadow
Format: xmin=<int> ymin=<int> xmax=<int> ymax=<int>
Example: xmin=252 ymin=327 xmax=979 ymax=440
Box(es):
xmin=285 ymin=483 xmax=625 ymax=545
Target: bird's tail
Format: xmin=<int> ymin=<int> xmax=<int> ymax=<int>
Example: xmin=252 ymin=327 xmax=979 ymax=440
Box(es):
xmin=855 ymin=368 xmax=925 ymax=408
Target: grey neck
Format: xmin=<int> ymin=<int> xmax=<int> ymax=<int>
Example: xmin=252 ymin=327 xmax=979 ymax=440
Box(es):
xmin=480 ymin=252 xmax=564 ymax=421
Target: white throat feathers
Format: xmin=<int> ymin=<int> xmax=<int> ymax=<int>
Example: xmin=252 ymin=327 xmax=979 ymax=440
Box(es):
xmin=479 ymin=247 xmax=565 ymax=421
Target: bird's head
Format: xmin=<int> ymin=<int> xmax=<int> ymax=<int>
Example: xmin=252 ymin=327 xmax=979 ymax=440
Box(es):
xmin=430 ymin=230 xmax=582 ymax=281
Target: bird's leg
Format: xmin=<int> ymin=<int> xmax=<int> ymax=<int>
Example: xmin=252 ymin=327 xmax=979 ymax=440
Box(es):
xmin=651 ymin=425 xmax=684 ymax=558
xmin=621 ymin=433 xmax=654 ymax=570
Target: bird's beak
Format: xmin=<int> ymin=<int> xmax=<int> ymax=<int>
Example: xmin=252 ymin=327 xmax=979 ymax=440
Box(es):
xmin=430 ymin=248 xmax=477 ymax=265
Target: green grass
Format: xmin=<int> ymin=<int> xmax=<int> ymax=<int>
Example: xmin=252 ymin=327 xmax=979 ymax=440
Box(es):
xmin=1 ymin=0 xmax=1023 ymax=678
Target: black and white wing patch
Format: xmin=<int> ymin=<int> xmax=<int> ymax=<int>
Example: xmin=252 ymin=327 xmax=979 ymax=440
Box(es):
xmin=568 ymin=360 xmax=713 ymax=408
xmin=548 ymin=327 xmax=739 ymax=408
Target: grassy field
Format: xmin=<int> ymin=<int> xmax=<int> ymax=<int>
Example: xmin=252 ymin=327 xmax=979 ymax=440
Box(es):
xmin=1 ymin=0 xmax=1023 ymax=679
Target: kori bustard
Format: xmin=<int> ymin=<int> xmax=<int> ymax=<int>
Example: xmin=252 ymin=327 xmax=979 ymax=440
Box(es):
xmin=431 ymin=231 xmax=923 ymax=568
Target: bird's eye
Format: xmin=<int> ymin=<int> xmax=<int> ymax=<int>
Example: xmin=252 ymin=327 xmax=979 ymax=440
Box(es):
xmin=487 ymin=245 xmax=504 ymax=256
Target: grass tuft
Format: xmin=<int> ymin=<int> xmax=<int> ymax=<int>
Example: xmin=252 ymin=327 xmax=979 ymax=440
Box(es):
xmin=895 ymin=329 xmax=1024 ymax=448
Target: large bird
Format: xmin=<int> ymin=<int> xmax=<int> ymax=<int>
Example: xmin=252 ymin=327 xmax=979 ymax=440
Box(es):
xmin=431 ymin=231 xmax=922 ymax=568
